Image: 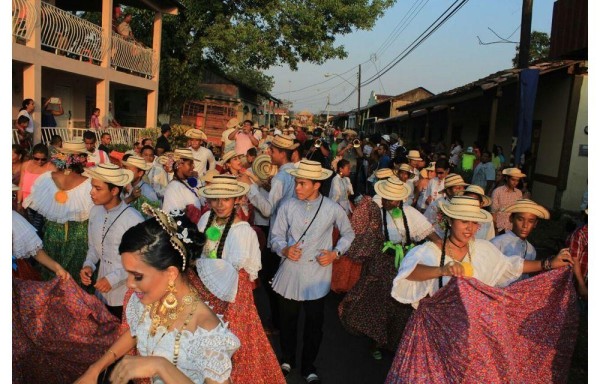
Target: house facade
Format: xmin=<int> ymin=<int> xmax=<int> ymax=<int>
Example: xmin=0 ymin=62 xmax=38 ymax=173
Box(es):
xmin=12 ymin=0 xmax=180 ymax=143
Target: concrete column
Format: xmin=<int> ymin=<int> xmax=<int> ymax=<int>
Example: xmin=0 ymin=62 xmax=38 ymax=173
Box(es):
xmin=147 ymin=89 xmax=159 ymax=128
xmin=23 ymin=64 xmax=42 ymax=144
xmin=152 ymin=12 xmax=162 ymax=81
xmin=100 ymin=0 xmax=113 ymax=68
xmin=487 ymin=87 xmax=501 ymax=151
xmin=96 ymin=79 xmax=110 ymax=128
xmin=26 ymin=0 xmax=41 ymax=50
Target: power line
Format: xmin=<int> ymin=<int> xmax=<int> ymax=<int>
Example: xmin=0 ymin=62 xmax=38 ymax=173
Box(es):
xmin=375 ymin=0 xmax=430 ymax=60
xmin=361 ymin=0 xmax=469 ymax=88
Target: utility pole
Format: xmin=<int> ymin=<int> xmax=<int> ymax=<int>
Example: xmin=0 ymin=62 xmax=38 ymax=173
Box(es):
xmin=357 ymin=64 xmax=361 ymax=129
xmin=518 ymin=0 xmax=533 ymax=68
xmin=326 ymin=94 xmax=330 ymax=125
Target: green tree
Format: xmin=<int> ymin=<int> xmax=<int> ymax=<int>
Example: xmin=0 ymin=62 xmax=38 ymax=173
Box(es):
xmin=512 ymin=31 xmax=550 ymax=67
xmin=123 ymin=0 xmax=395 ymax=116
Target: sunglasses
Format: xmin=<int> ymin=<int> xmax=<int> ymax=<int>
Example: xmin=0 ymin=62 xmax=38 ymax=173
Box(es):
xmin=33 ymin=156 xmax=48 ymax=162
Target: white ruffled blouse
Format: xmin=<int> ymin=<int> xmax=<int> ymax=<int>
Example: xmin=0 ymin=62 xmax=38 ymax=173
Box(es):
xmin=12 ymin=211 xmax=43 ymax=259
xmin=391 ymin=240 xmax=524 ymax=308
xmin=22 ymin=171 xmax=93 ymax=223
xmin=126 ymin=293 xmax=240 ymax=384
xmin=196 ymin=212 xmax=262 ymax=303
xmin=373 ymin=195 xmax=434 ymax=243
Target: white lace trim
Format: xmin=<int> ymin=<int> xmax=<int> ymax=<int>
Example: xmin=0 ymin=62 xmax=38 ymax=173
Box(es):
xmin=22 ymin=172 xmax=93 ymax=223
xmin=12 ymin=211 xmax=43 ymax=259
xmin=126 ymin=294 xmax=239 ymax=384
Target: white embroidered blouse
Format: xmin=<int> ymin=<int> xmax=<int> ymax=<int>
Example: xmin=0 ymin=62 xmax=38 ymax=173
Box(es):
xmin=126 ymin=293 xmax=240 ymax=384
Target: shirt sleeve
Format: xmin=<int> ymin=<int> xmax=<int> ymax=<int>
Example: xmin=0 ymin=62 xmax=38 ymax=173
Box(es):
xmin=248 ymin=176 xmax=284 ymax=218
xmin=270 ymin=201 xmax=291 ymax=257
xmin=391 ymin=243 xmax=440 ymax=306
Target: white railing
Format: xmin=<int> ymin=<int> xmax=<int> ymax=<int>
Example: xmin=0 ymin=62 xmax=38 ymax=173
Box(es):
xmin=10 ymin=127 xmax=150 ymax=147
xmin=12 ymin=0 xmax=38 ymax=41
xmin=40 ymin=2 xmax=109 ymax=63
xmin=111 ymin=33 xmax=155 ymax=78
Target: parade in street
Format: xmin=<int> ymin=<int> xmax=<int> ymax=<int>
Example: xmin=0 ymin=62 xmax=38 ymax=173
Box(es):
xmin=12 ymin=0 xmax=588 ymax=383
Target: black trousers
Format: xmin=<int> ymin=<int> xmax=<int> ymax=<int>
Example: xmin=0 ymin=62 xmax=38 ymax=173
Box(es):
xmin=257 ymin=225 xmax=283 ymax=329
xmin=106 ymin=305 xmax=123 ymax=321
xmin=278 ymin=294 xmax=325 ymax=377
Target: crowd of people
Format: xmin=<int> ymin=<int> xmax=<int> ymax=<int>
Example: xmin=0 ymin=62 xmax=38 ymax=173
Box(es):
xmin=12 ymin=118 xmax=587 ymax=383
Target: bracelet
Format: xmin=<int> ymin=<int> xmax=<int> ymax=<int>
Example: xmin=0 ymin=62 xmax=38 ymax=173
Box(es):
xmin=542 ymin=258 xmax=552 ymax=271
xmin=107 ymin=349 xmax=117 ymax=363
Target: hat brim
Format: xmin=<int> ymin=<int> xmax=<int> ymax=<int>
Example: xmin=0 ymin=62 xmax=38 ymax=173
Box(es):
xmin=445 ymin=182 xmax=469 ymax=189
xmin=374 ymin=181 xmax=410 ymax=202
xmin=500 ymin=204 xmax=550 ymax=219
xmin=83 ymin=168 xmax=134 ymax=187
xmin=272 ymin=142 xmax=300 ymax=150
xmin=122 ymin=159 xmax=152 ymax=171
xmin=58 ymin=148 xmax=87 ymax=155
xmin=406 ymin=156 xmax=423 ymax=161
xmin=198 ymin=183 xmax=250 ymax=198
xmin=439 ymin=201 xmax=492 ymax=223
xmin=286 ymin=168 xmax=333 ymax=180
xmin=252 ymin=156 xmax=276 ymax=180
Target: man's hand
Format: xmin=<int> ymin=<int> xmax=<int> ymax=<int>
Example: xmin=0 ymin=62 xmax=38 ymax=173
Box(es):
xmin=317 ymin=249 xmax=337 ymax=266
xmin=283 ymin=243 xmax=302 ymax=261
xmin=94 ymin=277 xmax=112 ymax=293
xmin=80 ymin=266 xmax=93 ymax=286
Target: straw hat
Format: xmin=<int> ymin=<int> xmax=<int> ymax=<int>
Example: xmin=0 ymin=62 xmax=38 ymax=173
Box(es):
xmin=406 ymin=150 xmax=422 ymax=161
xmin=502 ymin=168 xmax=527 ymax=178
xmin=464 ymin=185 xmax=492 ymax=207
xmin=122 ymin=155 xmax=152 ymax=171
xmin=444 ymin=173 xmax=468 ymax=189
xmin=344 ymin=129 xmax=357 ymax=137
xmin=58 ymin=141 xmax=87 ymax=155
xmin=198 ymin=175 xmax=250 ymax=198
xmin=500 ymin=199 xmax=550 ymax=219
xmin=374 ymin=168 xmax=394 ymax=180
xmin=226 ymin=118 xmax=240 ymax=129
xmin=83 ymin=163 xmax=134 ymax=187
xmin=157 ymin=152 xmax=173 ymax=165
xmin=374 ymin=176 xmax=410 ymax=202
xmin=221 ymin=150 xmax=244 ymax=164
xmin=287 ymin=159 xmax=333 ymax=180
xmin=425 ymin=162 xmax=436 ymax=171
xmin=184 ymin=128 xmax=207 ymax=141
xmin=252 ymin=154 xmax=278 ymax=180
xmin=419 ymin=169 xmax=428 ymax=179
xmin=200 ymin=169 xmax=221 ymax=183
xmin=173 ymin=148 xmax=195 ymax=161
xmin=271 ymin=134 xmax=300 ymax=150
xmin=395 ymin=163 xmax=415 ymax=179
xmin=439 ymin=196 xmax=492 ymax=223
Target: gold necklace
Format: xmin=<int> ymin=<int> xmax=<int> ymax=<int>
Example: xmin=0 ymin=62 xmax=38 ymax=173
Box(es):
xmin=145 ymin=285 xmax=200 ymax=337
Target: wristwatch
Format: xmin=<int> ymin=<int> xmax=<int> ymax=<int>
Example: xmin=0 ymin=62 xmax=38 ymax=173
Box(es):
xmin=334 ymin=250 xmax=341 ymax=260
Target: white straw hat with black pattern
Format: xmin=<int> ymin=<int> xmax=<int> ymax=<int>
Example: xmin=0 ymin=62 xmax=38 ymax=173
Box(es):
xmin=286 ymin=159 xmax=333 ymax=180
xmin=439 ymin=196 xmax=492 ymax=223
xmin=83 ymin=163 xmax=134 ymax=187
xmin=374 ymin=176 xmax=410 ymax=201
xmin=197 ymin=175 xmax=249 ymax=198
xmin=500 ymin=199 xmax=550 ymax=219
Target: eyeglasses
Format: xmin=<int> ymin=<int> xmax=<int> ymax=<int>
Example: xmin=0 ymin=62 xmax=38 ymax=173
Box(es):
xmin=33 ymin=156 xmax=48 ymax=162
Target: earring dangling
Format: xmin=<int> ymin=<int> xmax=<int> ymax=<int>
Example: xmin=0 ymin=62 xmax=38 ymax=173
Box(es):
xmin=161 ymin=280 xmax=178 ymax=317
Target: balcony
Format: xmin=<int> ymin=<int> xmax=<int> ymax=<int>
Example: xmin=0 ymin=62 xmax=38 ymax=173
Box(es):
xmin=12 ymin=0 xmax=156 ymax=79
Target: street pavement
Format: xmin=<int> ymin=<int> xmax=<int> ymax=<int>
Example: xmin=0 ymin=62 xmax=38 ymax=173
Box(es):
xmin=254 ymin=286 xmax=395 ymax=384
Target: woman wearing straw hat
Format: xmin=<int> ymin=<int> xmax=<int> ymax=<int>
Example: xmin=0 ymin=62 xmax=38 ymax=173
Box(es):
xmin=395 ymin=163 xmax=416 ymax=206
xmin=220 ymin=149 xmax=255 ymax=223
xmin=423 ymin=173 xmax=469 ymax=238
xmin=463 ymin=184 xmax=495 ymax=240
xmin=195 ymin=175 xmax=285 ymax=384
xmin=162 ymin=149 xmax=206 ymax=214
xmin=386 ymin=195 xmax=573 ymax=382
xmin=23 ymin=141 xmax=94 ymax=281
xmin=271 ymin=160 xmax=354 ymax=383
xmin=339 ymin=176 xmax=438 ymax=359
xmin=391 ymin=196 xmax=572 ymax=307
xmin=490 ymin=199 xmax=550 ymax=280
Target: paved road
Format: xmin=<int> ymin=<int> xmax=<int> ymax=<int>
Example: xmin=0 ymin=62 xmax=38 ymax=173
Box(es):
xmin=254 ymin=287 xmax=395 ymax=384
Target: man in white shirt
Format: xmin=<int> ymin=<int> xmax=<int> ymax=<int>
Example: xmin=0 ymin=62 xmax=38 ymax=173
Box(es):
xmin=80 ymin=163 xmax=144 ymax=320
xmin=185 ymin=128 xmax=216 ymax=178
xmin=221 ymin=117 xmax=239 ymax=153
xmin=83 ymin=130 xmax=110 ymax=166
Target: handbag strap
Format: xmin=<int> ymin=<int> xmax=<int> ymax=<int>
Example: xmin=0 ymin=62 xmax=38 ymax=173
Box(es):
xmin=297 ymin=195 xmax=324 ymax=243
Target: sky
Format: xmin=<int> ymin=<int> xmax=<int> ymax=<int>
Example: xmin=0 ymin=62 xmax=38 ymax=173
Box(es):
xmin=266 ymin=0 xmax=555 ymax=114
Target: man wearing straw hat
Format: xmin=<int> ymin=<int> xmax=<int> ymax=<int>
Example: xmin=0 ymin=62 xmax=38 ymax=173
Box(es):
xmin=120 ymin=155 xmax=160 ymax=213
xmin=241 ymin=134 xmax=300 ymax=332
xmin=423 ymin=173 xmax=468 ymax=238
xmin=463 ymin=184 xmax=495 ymax=240
xmin=491 ymin=167 xmax=526 ymax=234
xmin=491 ymin=199 xmax=550 ymax=279
xmin=185 ymin=128 xmax=216 ymax=178
xmin=80 ymin=163 xmax=144 ymax=320
xmin=270 ymin=159 xmax=354 ymax=383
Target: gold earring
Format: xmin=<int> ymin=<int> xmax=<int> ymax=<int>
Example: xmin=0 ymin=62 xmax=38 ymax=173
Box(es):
xmin=162 ymin=280 xmax=178 ymax=310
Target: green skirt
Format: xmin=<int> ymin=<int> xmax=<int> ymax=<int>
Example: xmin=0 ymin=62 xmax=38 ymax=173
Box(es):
xmin=42 ymin=220 xmax=90 ymax=284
